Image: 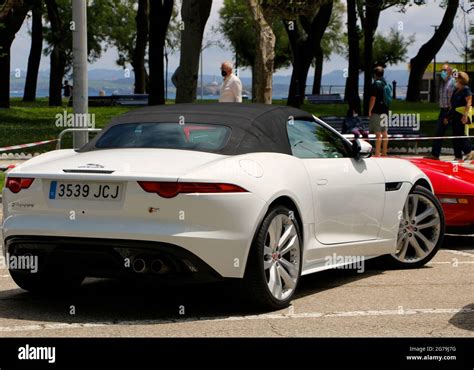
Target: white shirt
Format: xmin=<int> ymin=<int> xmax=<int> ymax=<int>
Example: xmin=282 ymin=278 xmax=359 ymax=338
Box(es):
xmin=219 ymin=74 xmax=242 ymax=103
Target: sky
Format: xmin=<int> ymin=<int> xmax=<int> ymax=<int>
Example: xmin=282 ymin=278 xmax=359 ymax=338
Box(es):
xmin=10 ymin=0 xmax=472 ymax=79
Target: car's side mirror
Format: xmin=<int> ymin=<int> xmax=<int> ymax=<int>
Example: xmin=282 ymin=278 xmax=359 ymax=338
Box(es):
xmin=352 ymin=139 xmax=372 ymax=160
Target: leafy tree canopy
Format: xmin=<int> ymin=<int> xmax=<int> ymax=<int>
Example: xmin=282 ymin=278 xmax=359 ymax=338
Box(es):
xmin=219 ymin=0 xmax=291 ymax=70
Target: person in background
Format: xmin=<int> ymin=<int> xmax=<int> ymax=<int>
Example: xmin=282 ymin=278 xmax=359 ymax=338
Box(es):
xmin=368 ymin=66 xmax=390 ymax=156
xmin=449 ymin=71 xmax=473 ymax=161
xmin=219 ymin=61 xmax=242 ymax=103
xmin=425 ymin=64 xmax=456 ymax=160
xmin=342 ymin=109 xmax=369 ymax=139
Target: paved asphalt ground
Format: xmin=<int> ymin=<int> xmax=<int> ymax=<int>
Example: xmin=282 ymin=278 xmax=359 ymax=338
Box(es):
xmin=0 ymin=197 xmax=472 ymax=337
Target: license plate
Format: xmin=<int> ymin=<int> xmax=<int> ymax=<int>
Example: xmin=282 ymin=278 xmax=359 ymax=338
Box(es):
xmin=49 ymin=181 xmax=123 ymax=201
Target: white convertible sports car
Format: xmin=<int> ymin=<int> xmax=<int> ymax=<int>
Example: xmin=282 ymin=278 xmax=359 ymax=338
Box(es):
xmin=2 ymin=103 xmax=445 ymax=309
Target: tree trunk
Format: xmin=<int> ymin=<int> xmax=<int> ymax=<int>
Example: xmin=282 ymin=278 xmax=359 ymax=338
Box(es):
xmin=0 ymin=38 xmax=12 ymax=108
xmin=23 ymin=0 xmax=43 ymax=102
xmin=132 ymin=0 xmax=149 ymax=95
xmin=175 ymin=0 xmax=212 ymax=103
xmin=285 ymin=20 xmax=304 ymax=107
xmin=406 ymin=0 xmax=459 ymax=102
xmin=45 ymin=0 xmax=65 ymax=106
xmin=248 ymin=0 xmax=275 ymax=104
xmin=251 ymin=63 xmax=256 ymax=102
xmin=362 ymin=2 xmax=380 ymax=115
xmin=344 ymin=0 xmax=361 ymax=114
xmin=312 ymin=46 xmax=323 ymax=95
xmin=148 ymin=0 xmax=173 ymax=105
xmin=285 ymin=1 xmax=333 ymax=108
xmin=48 ymin=47 xmax=65 ymax=106
xmin=0 ymin=0 xmax=33 ymax=108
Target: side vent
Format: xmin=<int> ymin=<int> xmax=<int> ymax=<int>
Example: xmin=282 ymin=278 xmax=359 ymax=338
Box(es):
xmin=385 ymin=182 xmax=403 ymax=192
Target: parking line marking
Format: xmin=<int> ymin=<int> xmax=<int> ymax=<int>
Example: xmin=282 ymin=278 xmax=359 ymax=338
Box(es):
xmin=427 ymin=261 xmax=474 ymax=264
xmin=0 ymin=308 xmax=472 ymax=333
xmin=443 ymin=249 xmax=474 ymax=258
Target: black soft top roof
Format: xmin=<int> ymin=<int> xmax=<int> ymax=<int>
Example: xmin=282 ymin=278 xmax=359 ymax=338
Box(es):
xmin=79 ymin=103 xmax=314 ymax=155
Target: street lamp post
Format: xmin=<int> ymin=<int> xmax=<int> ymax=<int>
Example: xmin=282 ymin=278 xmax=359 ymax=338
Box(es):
xmin=72 ymin=0 xmax=89 ymax=148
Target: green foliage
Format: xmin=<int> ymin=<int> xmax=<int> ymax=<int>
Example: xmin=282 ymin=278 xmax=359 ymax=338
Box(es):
xmin=43 ymin=0 xmax=119 ymax=72
xmin=219 ymin=0 xmax=291 ymax=70
xmin=346 ymin=28 xmax=415 ymax=70
xmin=261 ymin=0 xmax=323 ymax=19
xmin=105 ymin=0 xmax=179 ymax=70
xmin=103 ymin=0 xmax=137 ymax=68
xmin=219 ymin=0 xmax=344 ymax=70
xmin=372 ymin=28 xmax=415 ymax=66
xmin=320 ymin=0 xmax=345 ymax=61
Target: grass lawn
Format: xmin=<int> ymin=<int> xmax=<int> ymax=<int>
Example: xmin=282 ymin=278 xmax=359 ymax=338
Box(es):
xmin=0 ymin=98 xmax=135 ymax=153
xmin=0 ymin=97 xmax=441 ymax=154
xmin=0 ymin=171 xmax=4 ymax=190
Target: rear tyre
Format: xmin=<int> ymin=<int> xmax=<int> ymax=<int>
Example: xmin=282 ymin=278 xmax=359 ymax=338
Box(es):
xmin=383 ymin=185 xmax=445 ymax=269
xmin=9 ymin=270 xmax=84 ymax=294
xmin=243 ymin=205 xmax=302 ymax=310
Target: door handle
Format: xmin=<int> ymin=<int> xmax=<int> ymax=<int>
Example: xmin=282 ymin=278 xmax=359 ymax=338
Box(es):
xmin=316 ymin=179 xmax=328 ymax=186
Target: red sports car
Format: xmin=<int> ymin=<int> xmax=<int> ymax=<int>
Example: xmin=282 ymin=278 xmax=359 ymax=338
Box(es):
xmin=408 ymin=158 xmax=474 ymax=231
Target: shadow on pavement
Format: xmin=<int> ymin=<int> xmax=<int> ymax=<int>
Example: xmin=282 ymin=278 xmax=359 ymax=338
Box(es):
xmin=0 ymin=235 xmax=470 ymax=326
xmin=0 ymin=265 xmax=385 ymax=325
xmin=449 ymin=303 xmax=474 ymax=332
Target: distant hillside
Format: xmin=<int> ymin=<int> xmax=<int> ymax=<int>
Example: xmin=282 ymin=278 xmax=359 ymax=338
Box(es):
xmin=321 ymin=69 xmax=409 ymax=85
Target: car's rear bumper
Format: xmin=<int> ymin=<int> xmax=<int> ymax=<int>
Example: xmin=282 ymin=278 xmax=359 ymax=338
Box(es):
xmin=5 ymin=236 xmax=230 ymax=283
xmin=2 ymin=193 xmax=268 ymax=278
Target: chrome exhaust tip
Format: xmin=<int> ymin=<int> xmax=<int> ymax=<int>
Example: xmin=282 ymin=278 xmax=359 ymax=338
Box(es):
xmin=132 ymin=258 xmax=147 ymax=273
xmin=151 ymin=259 xmax=165 ymax=274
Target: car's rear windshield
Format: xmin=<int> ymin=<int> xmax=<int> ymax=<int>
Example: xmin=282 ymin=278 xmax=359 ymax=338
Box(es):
xmin=95 ymin=122 xmax=231 ymax=151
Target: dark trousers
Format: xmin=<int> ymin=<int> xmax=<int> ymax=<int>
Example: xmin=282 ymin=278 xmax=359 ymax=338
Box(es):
xmin=431 ymin=109 xmax=450 ymax=157
xmin=452 ymin=113 xmax=472 ymax=159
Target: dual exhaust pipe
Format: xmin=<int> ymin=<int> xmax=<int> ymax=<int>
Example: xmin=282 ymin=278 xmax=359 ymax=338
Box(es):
xmin=132 ymin=257 xmax=168 ymax=274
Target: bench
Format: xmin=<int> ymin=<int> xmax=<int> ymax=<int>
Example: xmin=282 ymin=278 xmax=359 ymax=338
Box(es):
xmin=68 ymin=94 xmax=149 ymax=107
xmin=319 ymin=115 xmax=422 ymax=154
xmin=306 ymin=94 xmax=344 ymax=104
xmin=114 ymin=94 xmax=149 ymax=106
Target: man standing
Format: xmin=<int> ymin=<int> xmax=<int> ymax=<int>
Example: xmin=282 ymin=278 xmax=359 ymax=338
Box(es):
xmin=426 ymin=64 xmax=456 ymax=160
xmin=368 ymin=66 xmax=390 ymax=157
xmin=219 ymin=61 xmax=242 ymax=103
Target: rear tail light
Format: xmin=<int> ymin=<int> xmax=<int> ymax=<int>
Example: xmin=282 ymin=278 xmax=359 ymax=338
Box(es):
xmin=137 ymin=181 xmax=248 ymax=198
xmin=5 ymin=177 xmax=35 ymax=193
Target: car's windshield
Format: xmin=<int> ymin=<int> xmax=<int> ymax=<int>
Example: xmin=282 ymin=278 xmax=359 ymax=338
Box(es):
xmin=95 ymin=122 xmax=231 ymax=151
